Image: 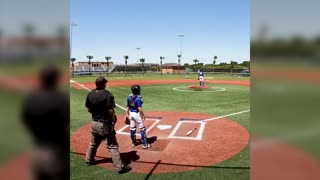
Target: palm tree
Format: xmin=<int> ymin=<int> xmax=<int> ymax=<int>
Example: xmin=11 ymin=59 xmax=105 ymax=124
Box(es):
xmin=193 ymin=59 xmax=199 ymax=72
xmin=23 ymin=23 xmax=35 ymax=38
xmin=213 ymin=56 xmax=217 ymax=72
xmin=0 ymin=28 xmax=3 ymax=38
xmin=86 ymin=55 xmax=93 ymax=72
xmin=177 ymin=54 xmax=181 ymax=74
xmin=23 ymin=23 xmax=35 ymax=57
xmin=213 ymin=56 xmax=217 ymax=65
xmin=230 ymin=61 xmax=236 ymax=73
xmin=57 ymin=25 xmax=68 ymax=40
xmin=160 ymin=56 xmax=165 ymax=76
xmin=124 ymin=56 xmax=129 ymax=75
xmin=70 ymin=58 xmax=76 ymax=77
xmin=105 ymin=56 xmax=111 ymax=74
xmin=140 ymin=58 xmax=145 ymax=75
xmin=71 ymin=57 xmax=76 ymax=65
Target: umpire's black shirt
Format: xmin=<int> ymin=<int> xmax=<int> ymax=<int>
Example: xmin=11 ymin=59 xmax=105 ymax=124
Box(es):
xmin=85 ymin=88 xmax=115 ymax=122
xmin=22 ymin=89 xmax=69 ymax=148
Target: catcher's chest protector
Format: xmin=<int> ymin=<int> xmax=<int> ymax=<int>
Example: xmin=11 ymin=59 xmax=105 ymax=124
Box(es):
xmin=129 ymin=96 xmax=136 ymax=108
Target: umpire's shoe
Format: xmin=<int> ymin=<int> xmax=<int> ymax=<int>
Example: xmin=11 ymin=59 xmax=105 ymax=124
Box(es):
xmin=86 ymin=159 xmax=96 ymax=166
xmin=117 ymin=165 xmax=132 ymax=174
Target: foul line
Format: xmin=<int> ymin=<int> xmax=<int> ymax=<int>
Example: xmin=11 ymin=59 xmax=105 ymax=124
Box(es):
xmin=202 ymin=110 xmax=250 ymax=122
xmin=117 ymin=118 xmax=161 ymax=135
xmin=70 ymin=80 xmax=127 ymax=111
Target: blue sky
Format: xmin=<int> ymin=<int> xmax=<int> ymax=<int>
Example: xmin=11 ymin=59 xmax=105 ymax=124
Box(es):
xmin=251 ymin=0 xmax=320 ymax=40
xmin=0 ymin=0 xmax=68 ymax=36
xmin=71 ymin=0 xmax=250 ymax=64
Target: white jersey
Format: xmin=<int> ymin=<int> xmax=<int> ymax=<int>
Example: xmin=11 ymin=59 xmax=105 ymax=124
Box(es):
xmin=199 ymin=71 xmax=204 ymax=81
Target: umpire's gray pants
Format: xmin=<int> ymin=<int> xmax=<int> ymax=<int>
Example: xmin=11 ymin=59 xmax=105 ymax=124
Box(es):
xmin=85 ymin=121 xmax=123 ymax=169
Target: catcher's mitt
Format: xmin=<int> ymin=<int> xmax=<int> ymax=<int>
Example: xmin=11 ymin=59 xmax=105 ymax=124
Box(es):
xmin=124 ymin=115 xmax=130 ymax=125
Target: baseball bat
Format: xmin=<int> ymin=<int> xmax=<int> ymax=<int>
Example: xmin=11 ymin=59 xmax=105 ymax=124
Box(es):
xmin=186 ymin=128 xmax=197 ymax=136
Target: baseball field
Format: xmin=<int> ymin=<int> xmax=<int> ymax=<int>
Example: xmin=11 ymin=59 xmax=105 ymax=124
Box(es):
xmin=70 ymin=73 xmax=250 ymax=180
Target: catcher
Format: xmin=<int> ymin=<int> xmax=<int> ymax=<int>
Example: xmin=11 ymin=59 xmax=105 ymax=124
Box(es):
xmin=125 ymin=85 xmax=151 ymax=149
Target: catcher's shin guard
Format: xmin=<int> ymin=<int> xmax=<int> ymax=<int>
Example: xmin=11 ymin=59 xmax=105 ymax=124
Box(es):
xmin=140 ymin=130 xmax=147 ymax=145
xmin=130 ymin=130 xmax=136 ymax=143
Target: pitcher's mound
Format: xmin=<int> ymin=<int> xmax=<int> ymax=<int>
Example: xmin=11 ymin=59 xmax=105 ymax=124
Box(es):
xmin=188 ymin=85 xmax=210 ymax=90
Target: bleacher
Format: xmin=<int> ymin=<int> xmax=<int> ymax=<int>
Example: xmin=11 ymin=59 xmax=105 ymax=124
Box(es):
xmin=112 ymin=65 xmax=143 ymax=72
xmin=111 ymin=63 xmax=157 ymax=72
xmin=74 ymin=64 xmax=113 ymax=72
xmin=72 ymin=63 xmax=158 ymax=75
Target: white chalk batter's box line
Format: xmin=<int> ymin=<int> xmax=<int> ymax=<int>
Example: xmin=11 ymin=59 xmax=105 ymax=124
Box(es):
xmin=117 ymin=117 xmax=161 ymax=136
xmin=168 ymin=119 xmax=206 ymax=140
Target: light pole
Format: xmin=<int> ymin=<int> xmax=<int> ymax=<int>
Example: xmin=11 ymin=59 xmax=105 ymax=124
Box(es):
xmin=177 ymin=54 xmax=181 ymax=75
xmin=136 ymin=48 xmax=141 ymax=63
xmin=70 ymin=22 xmax=77 ymax=58
xmin=176 ymin=33 xmax=184 ymax=75
xmin=160 ymin=56 xmax=165 ymax=76
xmin=177 ymin=34 xmax=184 ymax=56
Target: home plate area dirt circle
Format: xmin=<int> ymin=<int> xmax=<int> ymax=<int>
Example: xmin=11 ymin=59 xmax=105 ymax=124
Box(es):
xmin=71 ymin=111 xmax=249 ymax=173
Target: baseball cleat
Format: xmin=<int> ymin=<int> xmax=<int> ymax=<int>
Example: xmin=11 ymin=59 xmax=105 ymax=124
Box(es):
xmin=117 ymin=165 xmax=132 ymax=174
xmin=142 ymin=144 xmax=151 ymax=149
xmin=85 ymin=159 xmax=96 ymax=166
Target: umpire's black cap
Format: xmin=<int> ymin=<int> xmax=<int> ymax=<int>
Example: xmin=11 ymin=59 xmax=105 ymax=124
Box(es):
xmin=95 ymin=76 xmax=108 ymax=89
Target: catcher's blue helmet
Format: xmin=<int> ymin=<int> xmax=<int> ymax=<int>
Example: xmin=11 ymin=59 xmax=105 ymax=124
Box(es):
xmin=131 ymin=84 xmax=141 ymax=95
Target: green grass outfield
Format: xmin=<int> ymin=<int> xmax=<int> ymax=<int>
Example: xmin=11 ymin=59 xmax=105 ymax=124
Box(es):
xmin=71 ymin=72 xmax=249 ymax=82
xmin=0 ymin=89 xmax=32 ymax=164
xmin=0 ymin=86 xmax=68 ymax=165
xmin=70 ymin=80 xmax=250 ymax=180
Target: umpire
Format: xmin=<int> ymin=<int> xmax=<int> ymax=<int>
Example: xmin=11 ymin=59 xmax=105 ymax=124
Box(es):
xmin=85 ymin=76 xmax=131 ymax=174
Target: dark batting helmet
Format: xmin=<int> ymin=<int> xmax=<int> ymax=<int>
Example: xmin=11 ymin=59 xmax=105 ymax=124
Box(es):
xmin=131 ymin=84 xmax=141 ymax=95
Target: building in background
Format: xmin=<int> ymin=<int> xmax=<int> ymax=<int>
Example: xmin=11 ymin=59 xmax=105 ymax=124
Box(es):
xmin=161 ymin=63 xmax=185 ymax=74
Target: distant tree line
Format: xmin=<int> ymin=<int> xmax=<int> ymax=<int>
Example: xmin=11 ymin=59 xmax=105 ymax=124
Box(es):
xmin=184 ymin=60 xmax=250 ymax=72
xmin=251 ymin=35 xmax=320 ymax=57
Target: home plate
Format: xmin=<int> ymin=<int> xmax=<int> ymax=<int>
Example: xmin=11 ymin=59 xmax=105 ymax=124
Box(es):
xmin=157 ymin=125 xmax=172 ymax=130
